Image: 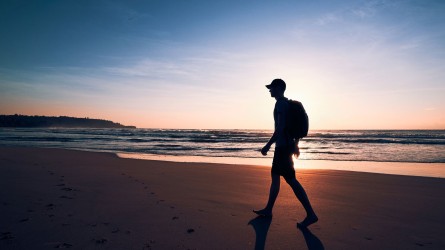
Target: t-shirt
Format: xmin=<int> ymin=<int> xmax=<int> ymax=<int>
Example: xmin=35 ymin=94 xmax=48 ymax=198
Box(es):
xmin=274 ymin=97 xmax=293 ymax=147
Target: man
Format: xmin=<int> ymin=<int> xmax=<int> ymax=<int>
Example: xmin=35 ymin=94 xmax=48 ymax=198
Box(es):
xmin=253 ymin=78 xmax=318 ymax=228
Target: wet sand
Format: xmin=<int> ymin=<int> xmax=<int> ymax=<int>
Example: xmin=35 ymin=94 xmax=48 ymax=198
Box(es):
xmin=1 ymin=147 xmax=444 ymax=249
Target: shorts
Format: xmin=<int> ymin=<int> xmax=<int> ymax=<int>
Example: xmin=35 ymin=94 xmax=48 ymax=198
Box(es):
xmin=271 ymin=146 xmax=295 ymax=181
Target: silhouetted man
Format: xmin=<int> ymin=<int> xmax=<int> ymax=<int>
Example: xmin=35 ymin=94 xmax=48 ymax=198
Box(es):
xmin=254 ymin=78 xmax=318 ymax=228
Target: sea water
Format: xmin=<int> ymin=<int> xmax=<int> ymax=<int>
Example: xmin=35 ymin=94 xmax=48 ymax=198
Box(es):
xmin=1 ymin=128 xmax=444 ymax=163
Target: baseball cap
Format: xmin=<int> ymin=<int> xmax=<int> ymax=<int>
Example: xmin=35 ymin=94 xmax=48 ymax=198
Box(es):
xmin=265 ymin=79 xmax=286 ymax=90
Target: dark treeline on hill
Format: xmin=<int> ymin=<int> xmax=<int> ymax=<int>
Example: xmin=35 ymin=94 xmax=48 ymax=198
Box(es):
xmin=0 ymin=115 xmax=136 ymax=128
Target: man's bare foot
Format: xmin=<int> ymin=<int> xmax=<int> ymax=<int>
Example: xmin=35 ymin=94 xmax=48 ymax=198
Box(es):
xmin=252 ymin=209 xmax=272 ymax=217
xmin=297 ymin=214 xmax=318 ymax=228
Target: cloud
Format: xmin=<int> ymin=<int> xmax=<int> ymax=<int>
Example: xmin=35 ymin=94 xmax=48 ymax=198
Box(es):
xmin=102 ymin=0 xmax=152 ymax=22
xmin=0 ymin=47 xmax=255 ymax=107
xmin=350 ymin=0 xmax=391 ymax=19
xmin=101 ymin=50 xmax=252 ymax=87
xmin=315 ymin=13 xmax=339 ymax=26
xmin=351 ymin=5 xmax=376 ymax=18
xmin=104 ymin=60 xmax=192 ymax=78
xmin=352 ymin=9 xmax=370 ymax=18
xmin=398 ymin=38 xmax=422 ymax=50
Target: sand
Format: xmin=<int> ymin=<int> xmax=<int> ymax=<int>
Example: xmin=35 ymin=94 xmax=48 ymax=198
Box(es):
xmin=1 ymin=147 xmax=444 ymax=249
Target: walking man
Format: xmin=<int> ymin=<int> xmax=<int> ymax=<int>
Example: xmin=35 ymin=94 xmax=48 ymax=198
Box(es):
xmin=253 ymin=78 xmax=318 ymax=228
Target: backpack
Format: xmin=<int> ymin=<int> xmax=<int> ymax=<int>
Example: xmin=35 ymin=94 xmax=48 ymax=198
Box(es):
xmin=286 ymin=99 xmax=309 ymax=139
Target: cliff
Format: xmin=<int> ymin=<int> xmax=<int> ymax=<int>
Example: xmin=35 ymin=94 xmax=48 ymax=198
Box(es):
xmin=0 ymin=115 xmax=136 ymax=128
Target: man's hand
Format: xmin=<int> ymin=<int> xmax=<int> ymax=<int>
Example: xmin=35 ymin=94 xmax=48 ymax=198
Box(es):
xmin=261 ymin=144 xmax=270 ymax=156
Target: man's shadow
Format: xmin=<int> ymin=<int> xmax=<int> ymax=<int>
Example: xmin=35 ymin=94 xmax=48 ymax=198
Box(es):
xmin=298 ymin=226 xmax=325 ymax=250
xmin=248 ymin=216 xmax=324 ymax=250
xmin=248 ymin=216 xmax=272 ymax=250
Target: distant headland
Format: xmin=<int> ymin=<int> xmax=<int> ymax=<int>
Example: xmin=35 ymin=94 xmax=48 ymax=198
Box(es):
xmin=0 ymin=114 xmax=136 ymax=128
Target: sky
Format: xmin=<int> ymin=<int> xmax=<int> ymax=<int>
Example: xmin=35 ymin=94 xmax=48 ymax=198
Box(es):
xmin=1 ymin=0 xmax=444 ymax=129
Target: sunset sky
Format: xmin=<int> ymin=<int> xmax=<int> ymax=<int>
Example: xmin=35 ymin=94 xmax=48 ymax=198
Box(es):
xmin=1 ymin=0 xmax=444 ymax=129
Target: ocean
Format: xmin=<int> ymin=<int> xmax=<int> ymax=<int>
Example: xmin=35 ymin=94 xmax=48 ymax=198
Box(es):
xmin=1 ymin=128 xmax=444 ymax=164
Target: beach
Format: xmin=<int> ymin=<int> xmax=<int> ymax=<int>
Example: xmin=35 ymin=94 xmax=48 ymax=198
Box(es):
xmin=1 ymin=147 xmax=444 ymax=249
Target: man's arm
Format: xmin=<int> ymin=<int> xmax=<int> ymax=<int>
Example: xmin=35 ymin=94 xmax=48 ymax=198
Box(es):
xmin=261 ymin=105 xmax=286 ymax=156
xmin=261 ymin=133 xmax=276 ymax=156
xmin=294 ymin=139 xmax=300 ymax=158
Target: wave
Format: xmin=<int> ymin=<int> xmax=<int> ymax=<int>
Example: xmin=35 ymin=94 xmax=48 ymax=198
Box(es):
xmin=304 ymin=138 xmax=445 ymax=145
xmin=305 ymin=151 xmax=352 ymax=155
xmin=309 ymin=130 xmax=445 ymax=140
xmin=1 ymin=128 xmax=444 ymax=163
xmin=1 ymin=136 xmax=77 ymax=142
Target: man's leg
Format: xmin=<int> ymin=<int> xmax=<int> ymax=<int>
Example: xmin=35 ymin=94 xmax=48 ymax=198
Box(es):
xmin=254 ymin=173 xmax=280 ymax=216
xmin=285 ymin=176 xmax=318 ymax=227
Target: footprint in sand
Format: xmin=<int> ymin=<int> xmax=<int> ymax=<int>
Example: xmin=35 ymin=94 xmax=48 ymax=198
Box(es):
xmin=1 ymin=232 xmax=14 ymax=240
xmin=112 ymin=228 xmax=120 ymax=233
xmin=59 ymin=196 xmax=74 ymax=200
xmin=144 ymin=240 xmax=156 ymax=249
xmin=187 ymin=229 xmax=195 ymax=233
xmin=55 ymin=242 xmax=73 ymax=248
xmin=19 ymin=218 xmax=29 ymax=222
xmin=94 ymin=238 xmax=108 ymax=244
xmin=172 ymin=216 xmax=179 ymax=220
xmin=415 ymin=242 xmax=433 ymax=247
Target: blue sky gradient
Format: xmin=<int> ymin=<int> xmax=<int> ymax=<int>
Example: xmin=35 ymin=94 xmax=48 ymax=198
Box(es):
xmin=1 ymin=0 xmax=444 ymax=129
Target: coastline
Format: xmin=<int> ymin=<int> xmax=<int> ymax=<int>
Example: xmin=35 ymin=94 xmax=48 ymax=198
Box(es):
xmin=2 ymin=128 xmax=443 ymax=165
xmin=1 ymin=147 xmax=445 ymax=249
xmin=117 ymin=151 xmax=445 ymax=179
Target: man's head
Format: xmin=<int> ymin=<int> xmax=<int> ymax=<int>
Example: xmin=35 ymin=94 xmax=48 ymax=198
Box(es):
xmin=266 ymin=79 xmax=286 ymax=98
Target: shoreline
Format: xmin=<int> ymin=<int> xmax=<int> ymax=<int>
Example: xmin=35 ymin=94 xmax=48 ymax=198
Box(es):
xmin=117 ymin=151 xmax=445 ymax=179
xmin=1 ymin=147 xmax=445 ymax=249
xmin=2 ymin=145 xmax=445 ymax=178
xmin=1 ymin=128 xmax=443 ymax=165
